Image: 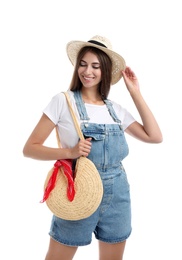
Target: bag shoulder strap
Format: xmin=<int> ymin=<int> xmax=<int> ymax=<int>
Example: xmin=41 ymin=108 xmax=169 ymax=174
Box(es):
xmin=64 ymin=91 xmax=84 ymax=140
xmin=55 ymin=91 xmax=85 ymax=147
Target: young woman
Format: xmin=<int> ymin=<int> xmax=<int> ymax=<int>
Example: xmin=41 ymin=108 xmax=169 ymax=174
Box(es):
xmin=23 ymin=35 xmax=162 ymax=260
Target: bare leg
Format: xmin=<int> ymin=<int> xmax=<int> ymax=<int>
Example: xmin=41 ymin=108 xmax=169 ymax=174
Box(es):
xmin=99 ymin=240 xmax=126 ymax=260
xmin=45 ymin=238 xmax=78 ymax=260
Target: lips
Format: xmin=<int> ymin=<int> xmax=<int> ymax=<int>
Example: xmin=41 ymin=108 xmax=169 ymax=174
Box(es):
xmin=83 ymin=76 xmax=94 ymax=80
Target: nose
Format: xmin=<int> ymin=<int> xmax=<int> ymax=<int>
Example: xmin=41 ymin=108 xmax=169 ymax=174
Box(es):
xmin=83 ymin=65 xmax=92 ymax=74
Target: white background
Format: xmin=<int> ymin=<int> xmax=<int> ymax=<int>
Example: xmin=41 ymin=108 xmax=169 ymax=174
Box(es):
xmin=0 ymin=0 xmax=182 ymax=259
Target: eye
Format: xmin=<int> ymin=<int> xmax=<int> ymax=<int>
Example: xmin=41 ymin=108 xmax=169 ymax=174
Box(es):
xmin=80 ymin=61 xmax=87 ymax=67
xmin=92 ymin=65 xmax=100 ymax=69
xmin=92 ymin=62 xmax=100 ymax=69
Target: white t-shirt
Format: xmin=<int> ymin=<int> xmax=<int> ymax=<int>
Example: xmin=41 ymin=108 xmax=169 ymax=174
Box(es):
xmin=43 ymin=90 xmax=135 ymax=148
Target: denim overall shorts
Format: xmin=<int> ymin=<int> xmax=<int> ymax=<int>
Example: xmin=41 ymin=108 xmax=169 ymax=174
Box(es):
xmin=48 ymin=91 xmax=132 ymax=246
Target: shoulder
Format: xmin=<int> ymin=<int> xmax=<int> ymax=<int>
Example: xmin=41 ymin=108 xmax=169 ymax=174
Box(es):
xmin=43 ymin=91 xmax=75 ymax=124
xmin=106 ymin=98 xmax=135 ymax=129
xmin=43 ymin=92 xmax=68 ymax=117
xmin=51 ymin=92 xmax=66 ymax=102
xmin=48 ymin=90 xmax=75 ymax=106
xmin=106 ymin=99 xmax=125 ymax=113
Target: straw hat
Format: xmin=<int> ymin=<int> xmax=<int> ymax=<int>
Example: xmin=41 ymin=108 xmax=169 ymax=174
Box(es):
xmin=66 ymin=35 xmax=126 ymax=85
xmin=44 ymin=156 xmax=103 ymax=220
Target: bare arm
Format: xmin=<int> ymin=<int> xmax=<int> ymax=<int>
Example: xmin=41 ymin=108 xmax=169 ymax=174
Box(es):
xmin=23 ymin=114 xmax=92 ymax=160
xmin=122 ymin=67 xmax=163 ymax=143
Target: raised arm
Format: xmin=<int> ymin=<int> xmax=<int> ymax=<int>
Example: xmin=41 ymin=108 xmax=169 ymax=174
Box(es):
xmin=122 ymin=67 xmax=163 ymax=143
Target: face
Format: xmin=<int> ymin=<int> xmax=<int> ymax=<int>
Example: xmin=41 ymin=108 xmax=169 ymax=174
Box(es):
xmin=78 ymin=51 xmax=102 ymax=89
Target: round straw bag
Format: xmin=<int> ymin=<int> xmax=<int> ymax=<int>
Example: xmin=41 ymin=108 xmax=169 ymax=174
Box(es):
xmin=41 ymin=92 xmax=103 ymax=220
xmin=44 ymin=156 xmax=103 ymax=220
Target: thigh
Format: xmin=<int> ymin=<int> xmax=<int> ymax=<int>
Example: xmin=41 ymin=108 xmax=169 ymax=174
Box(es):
xmin=45 ymin=238 xmax=78 ymax=260
xmin=49 ymin=214 xmax=99 ymax=246
xmin=99 ymin=240 xmax=126 ymax=260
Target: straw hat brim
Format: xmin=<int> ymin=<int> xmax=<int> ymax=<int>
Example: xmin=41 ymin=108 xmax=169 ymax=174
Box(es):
xmin=44 ymin=156 xmax=103 ymax=220
xmin=66 ymin=41 xmax=126 ymax=85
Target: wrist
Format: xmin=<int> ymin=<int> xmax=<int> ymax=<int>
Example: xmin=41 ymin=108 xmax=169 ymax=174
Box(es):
xmin=64 ymin=148 xmax=72 ymax=159
xmin=129 ymin=88 xmax=142 ymax=99
xmin=58 ymin=148 xmax=72 ymax=160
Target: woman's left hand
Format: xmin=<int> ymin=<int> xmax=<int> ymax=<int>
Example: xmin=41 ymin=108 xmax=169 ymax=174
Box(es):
xmin=121 ymin=66 xmax=140 ymax=93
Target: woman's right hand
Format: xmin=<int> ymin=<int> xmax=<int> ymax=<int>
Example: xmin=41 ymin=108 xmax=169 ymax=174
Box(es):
xmin=69 ymin=138 xmax=92 ymax=158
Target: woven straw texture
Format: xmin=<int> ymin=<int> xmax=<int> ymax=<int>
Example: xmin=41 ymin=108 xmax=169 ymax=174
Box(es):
xmin=44 ymin=156 xmax=103 ymax=220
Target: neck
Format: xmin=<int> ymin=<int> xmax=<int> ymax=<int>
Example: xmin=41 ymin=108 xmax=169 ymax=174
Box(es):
xmin=81 ymin=89 xmax=104 ymax=105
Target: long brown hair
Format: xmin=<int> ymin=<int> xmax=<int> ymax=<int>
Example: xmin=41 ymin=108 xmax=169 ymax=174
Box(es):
xmin=69 ymin=46 xmax=112 ymax=99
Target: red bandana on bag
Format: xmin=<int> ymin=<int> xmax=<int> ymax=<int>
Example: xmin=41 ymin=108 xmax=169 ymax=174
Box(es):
xmin=40 ymin=159 xmax=75 ymax=203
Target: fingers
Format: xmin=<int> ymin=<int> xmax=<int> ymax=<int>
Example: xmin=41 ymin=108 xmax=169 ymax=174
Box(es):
xmin=123 ymin=67 xmax=134 ymax=77
xmin=70 ymin=138 xmax=92 ymax=158
xmin=78 ymin=138 xmax=92 ymax=157
xmin=125 ymin=67 xmax=132 ymax=77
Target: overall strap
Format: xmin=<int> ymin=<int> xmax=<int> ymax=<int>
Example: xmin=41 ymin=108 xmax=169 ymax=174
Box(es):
xmin=73 ymin=90 xmax=90 ymax=121
xmin=64 ymin=92 xmax=85 ymax=140
xmin=104 ymin=99 xmax=122 ymax=124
